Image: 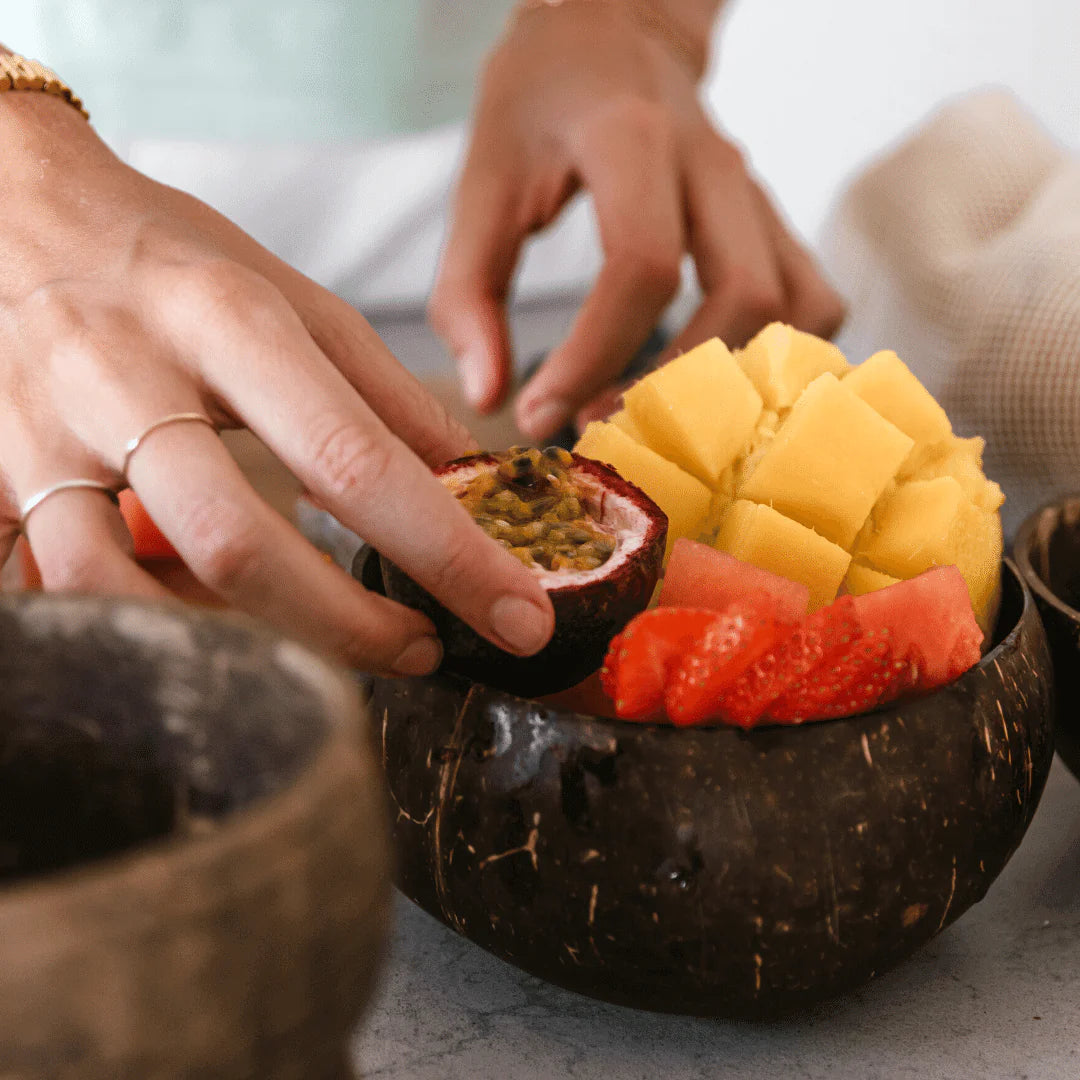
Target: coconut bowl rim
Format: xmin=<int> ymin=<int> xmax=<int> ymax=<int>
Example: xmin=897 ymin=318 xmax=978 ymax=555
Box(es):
xmin=1014 ymin=494 xmax=1080 ymax=623
xmin=0 ymin=591 xmax=365 ymax=909
xmin=379 ymin=556 xmax=1037 ymax=735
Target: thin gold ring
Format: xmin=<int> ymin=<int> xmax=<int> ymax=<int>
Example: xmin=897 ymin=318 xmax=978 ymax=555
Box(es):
xmin=19 ymin=479 xmax=120 ymax=531
xmin=122 ymin=412 xmax=216 ymax=476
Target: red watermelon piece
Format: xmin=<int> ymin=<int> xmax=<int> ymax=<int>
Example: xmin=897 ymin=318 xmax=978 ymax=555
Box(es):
xmin=849 ymin=565 xmax=983 ymax=690
xmin=659 ymin=539 xmax=810 ymax=621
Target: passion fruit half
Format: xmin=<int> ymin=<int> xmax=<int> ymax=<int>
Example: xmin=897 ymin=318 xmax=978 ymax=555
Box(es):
xmin=379 ymin=449 xmax=667 ymax=698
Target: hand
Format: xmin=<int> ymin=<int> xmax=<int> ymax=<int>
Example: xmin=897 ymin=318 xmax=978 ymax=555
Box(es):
xmin=0 ymin=92 xmax=554 ymax=674
xmin=430 ymin=2 xmax=846 ymax=442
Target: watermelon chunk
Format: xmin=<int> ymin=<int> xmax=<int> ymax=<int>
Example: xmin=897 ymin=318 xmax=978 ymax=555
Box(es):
xmin=659 ymin=539 xmax=810 ymax=621
xmin=849 ymin=565 xmax=983 ymax=690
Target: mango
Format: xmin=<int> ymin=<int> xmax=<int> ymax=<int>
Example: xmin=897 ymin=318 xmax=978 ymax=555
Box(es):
xmin=575 ymin=421 xmax=712 ymax=559
xmin=855 ymin=476 xmax=1003 ymax=629
xmin=738 ymin=373 xmax=913 ymax=549
xmin=624 ymin=338 xmax=762 ymax=488
xmin=844 ymin=561 xmax=901 ymax=596
xmin=909 ymin=435 xmax=1005 ymax=512
xmin=608 ymin=408 xmax=645 ymax=443
xmin=715 ymin=500 xmax=852 ymax=612
xmin=738 ymin=322 xmax=851 ymax=410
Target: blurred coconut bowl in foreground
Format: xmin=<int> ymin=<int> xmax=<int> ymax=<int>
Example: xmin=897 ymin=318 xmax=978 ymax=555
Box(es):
xmin=365 ymin=552 xmax=1052 ymax=1018
xmin=1015 ymin=495 xmax=1080 ymax=780
xmin=0 ymin=593 xmax=391 ymax=1080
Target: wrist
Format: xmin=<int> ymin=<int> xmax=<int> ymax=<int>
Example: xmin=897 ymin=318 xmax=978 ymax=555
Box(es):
xmin=513 ymin=0 xmax=718 ymax=79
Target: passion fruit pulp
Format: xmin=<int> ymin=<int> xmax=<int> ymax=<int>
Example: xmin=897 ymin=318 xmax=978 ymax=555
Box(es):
xmin=379 ymin=449 xmax=667 ymax=697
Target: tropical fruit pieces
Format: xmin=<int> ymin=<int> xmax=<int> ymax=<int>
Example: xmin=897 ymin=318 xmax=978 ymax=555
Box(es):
xmin=738 ymin=372 xmax=913 ymax=549
xmin=715 ymin=500 xmax=851 ymax=612
xmin=622 ymin=337 xmax=762 ymax=487
xmin=575 ymin=422 xmax=712 ymax=559
xmin=573 ymin=327 xmax=1004 ymax=628
xmin=659 ymin=538 xmax=810 ymax=620
xmin=855 ymin=475 xmax=1003 ymax=633
xmin=844 ymin=349 xmax=951 ymax=471
xmin=599 ymin=565 xmax=983 ymax=727
xmin=737 ymin=321 xmax=851 ymax=409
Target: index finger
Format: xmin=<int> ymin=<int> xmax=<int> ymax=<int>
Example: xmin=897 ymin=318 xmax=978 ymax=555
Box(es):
xmin=428 ymin=144 xmax=530 ymax=414
xmin=185 ymin=292 xmax=556 ymax=659
xmin=515 ymin=110 xmax=685 ymax=441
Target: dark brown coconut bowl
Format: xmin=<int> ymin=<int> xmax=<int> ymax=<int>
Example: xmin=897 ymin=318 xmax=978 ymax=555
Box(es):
xmin=365 ymin=555 xmax=1052 ymax=1018
xmin=0 ymin=593 xmax=391 ymax=1080
xmin=1014 ymin=496 xmax=1080 ymax=779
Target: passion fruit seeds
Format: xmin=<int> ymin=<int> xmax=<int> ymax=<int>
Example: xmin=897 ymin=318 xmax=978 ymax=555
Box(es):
xmin=455 ymin=446 xmax=617 ymax=572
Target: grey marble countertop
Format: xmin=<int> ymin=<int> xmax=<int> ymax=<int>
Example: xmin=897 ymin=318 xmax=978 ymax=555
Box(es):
xmin=352 ymin=757 xmax=1080 ymax=1080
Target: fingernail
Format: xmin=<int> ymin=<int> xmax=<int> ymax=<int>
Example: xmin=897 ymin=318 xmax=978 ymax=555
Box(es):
xmin=457 ymin=347 xmax=487 ymax=409
xmin=519 ymin=397 xmax=571 ymax=441
xmin=392 ymin=636 xmax=444 ymax=677
xmin=489 ymin=595 xmax=553 ymax=656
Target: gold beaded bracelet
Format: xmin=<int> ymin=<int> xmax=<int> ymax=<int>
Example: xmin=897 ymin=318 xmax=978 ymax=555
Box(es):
xmin=513 ymin=0 xmax=708 ymax=79
xmin=0 ymin=54 xmax=89 ymax=120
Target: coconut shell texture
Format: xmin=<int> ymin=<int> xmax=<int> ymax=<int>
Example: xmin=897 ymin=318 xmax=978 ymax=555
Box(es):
xmin=1014 ymin=496 xmax=1080 ymax=779
xmin=372 ymin=560 xmax=1052 ymax=1017
xmin=379 ymin=453 xmax=666 ymax=698
xmin=0 ymin=593 xmax=391 ymax=1079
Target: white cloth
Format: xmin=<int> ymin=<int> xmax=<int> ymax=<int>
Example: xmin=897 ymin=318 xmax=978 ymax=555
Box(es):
xmin=824 ymin=90 xmax=1080 ymax=538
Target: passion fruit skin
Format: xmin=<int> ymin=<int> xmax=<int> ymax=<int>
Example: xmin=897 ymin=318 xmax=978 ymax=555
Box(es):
xmin=378 ymin=453 xmax=667 ymax=699
xmin=371 ymin=560 xmax=1053 ymax=1017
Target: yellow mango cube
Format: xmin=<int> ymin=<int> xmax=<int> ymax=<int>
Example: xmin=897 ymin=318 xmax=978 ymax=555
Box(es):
xmin=738 ymin=322 xmax=851 ymax=410
xmin=575 ymin=421 xmax=712 ymax=559
xmin=844 ymin=350 xmax=951 ymax=467
xmin=738 ymin=373 xmax=914 ymax=549
xmin=844 ymin=561 xmax=901 ymax=596
xmin=856 ymin=476 xmax=1003 ymax=630
xmin=908 ymin=436 xmax=1005 ymax=512
xmin=608 ymin=408 xmax=645 ymax=443
xmin=715 ymin=500 xmax=851 ymax=611
xmin=624 ymin=338 xmax=762 ymax=488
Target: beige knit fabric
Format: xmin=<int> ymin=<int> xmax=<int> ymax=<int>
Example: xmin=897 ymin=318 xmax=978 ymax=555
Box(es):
xmin=824 ymin=90 xmax=1080 ymax=538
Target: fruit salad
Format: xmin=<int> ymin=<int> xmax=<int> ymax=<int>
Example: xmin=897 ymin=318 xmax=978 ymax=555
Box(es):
xmin=574 ymin=323 xmax=1003 ymax=727
xmin=576 ymin=324 xmax=1003 ymax=633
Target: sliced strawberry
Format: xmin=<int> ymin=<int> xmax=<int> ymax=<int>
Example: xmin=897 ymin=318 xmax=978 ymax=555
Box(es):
xmin=718 ymin=597 xmax=862 ymax=727
xmin=664 ymin=599 xmax=791 ymax=726
xmin=601 ymin=608 xmax=720 ymax=720
xmin=768 ymin=625 xmax=915 ymax=723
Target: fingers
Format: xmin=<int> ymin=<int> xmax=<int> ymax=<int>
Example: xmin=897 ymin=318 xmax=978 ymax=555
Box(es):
xmin=289 ymin=288 xmax=479 ymax=469
xmin=175 ymin=286 xmax=555 ymax=660
xmin=145 ymin=203 xmax=478 ymax=470
xmin=666 ymin=140 xmax=785 ymax=358
xmin=667 ymin=139 xmax=847 ymax=359
xmin=515 ymin=109 xmax=685 ymax=441
xmin=123 ymin=418 xmax=447 ymax=676
xmin=22 ymin=486 xmax=170 ymax=599
xmin=750 ymin=182 xmax=847 ymax=339
xmin=428 ymin=145 xmax=530 ymax=415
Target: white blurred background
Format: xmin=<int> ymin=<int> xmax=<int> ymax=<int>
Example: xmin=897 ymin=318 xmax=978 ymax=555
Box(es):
xmin=712 ymin=0 xmax=1080 ymax=240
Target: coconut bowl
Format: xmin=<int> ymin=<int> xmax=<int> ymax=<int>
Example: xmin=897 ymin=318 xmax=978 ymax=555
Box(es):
xmin=362 ymin=550 xmax=1053 ymax=1018
xmin=1014 ymin=496 xmax=1080 ymax=779
xmin=0 ymin=593 xmax=391 ymax=1080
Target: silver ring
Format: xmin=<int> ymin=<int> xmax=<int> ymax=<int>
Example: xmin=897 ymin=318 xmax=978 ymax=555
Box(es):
xmin=122 ymin=412 xmax=216 ymax=475
xmin=19 ymin=479 xmax=120 ymax=530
